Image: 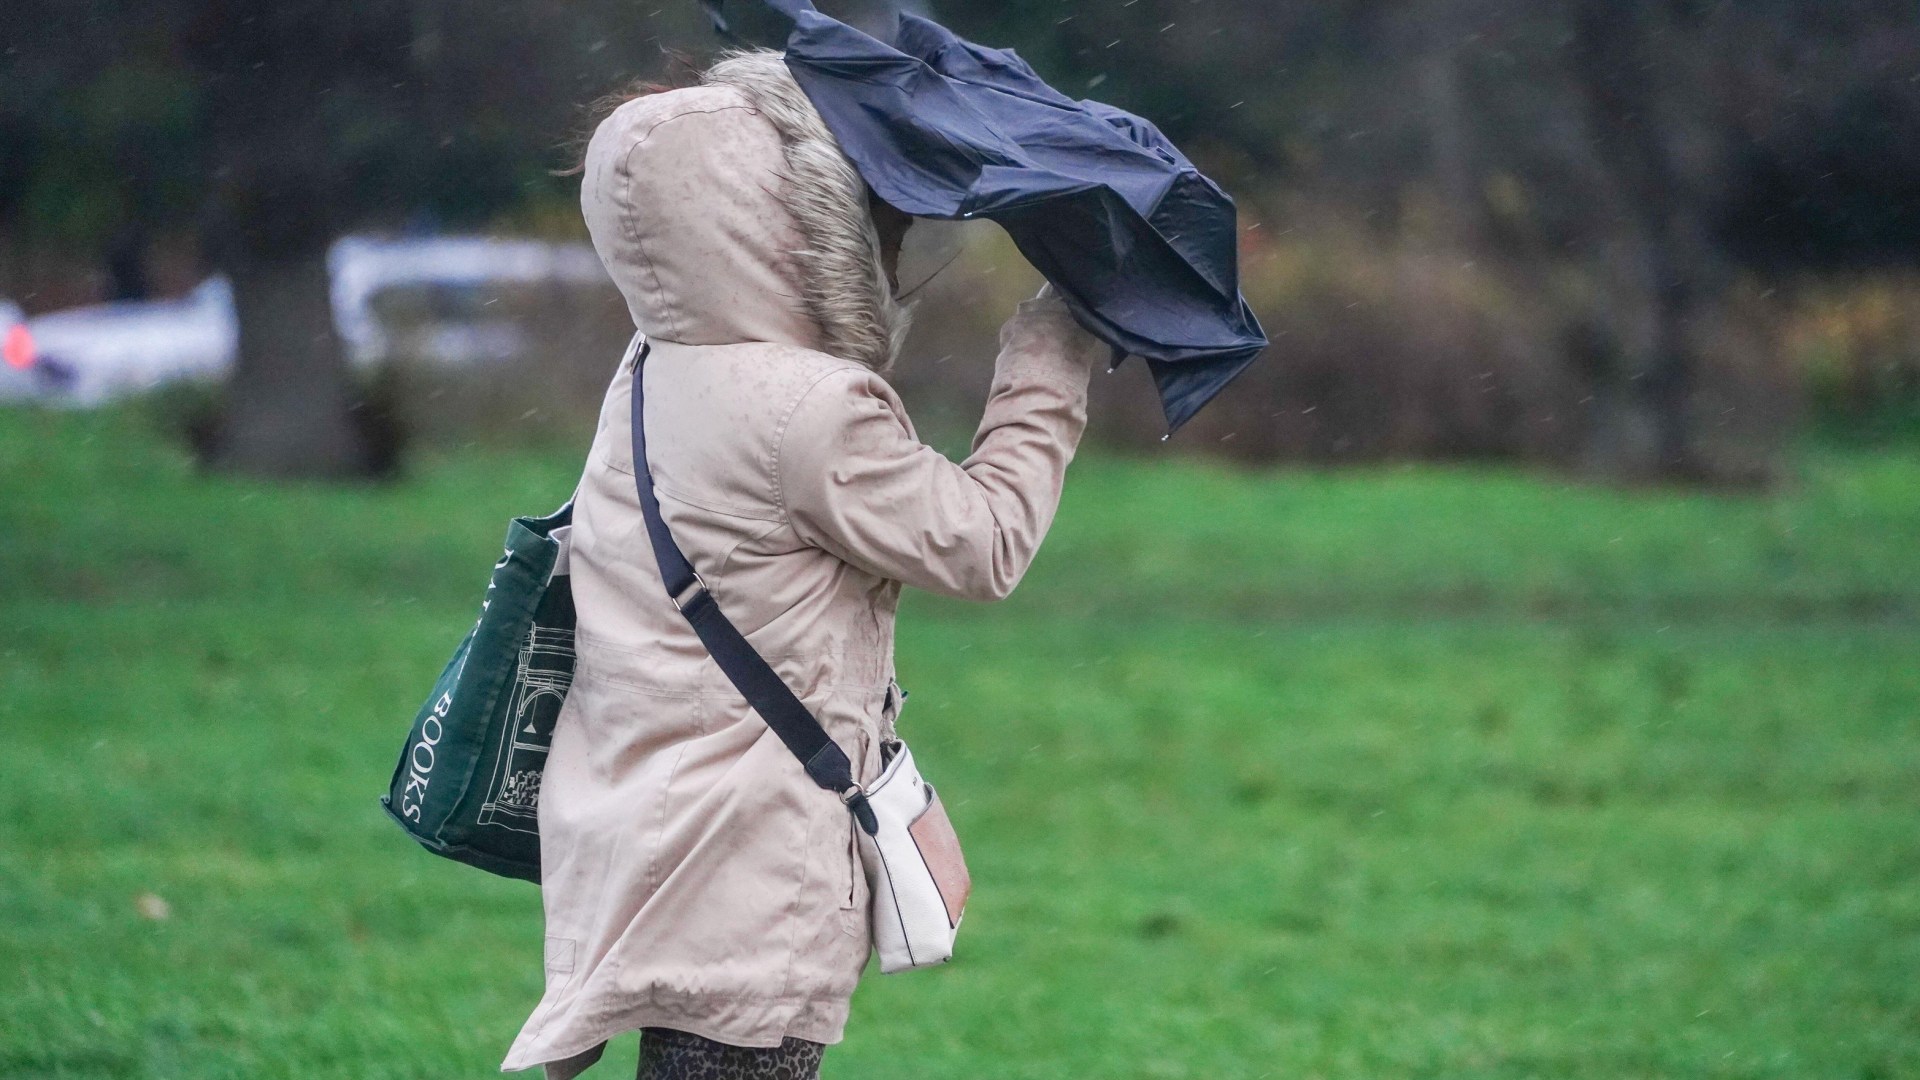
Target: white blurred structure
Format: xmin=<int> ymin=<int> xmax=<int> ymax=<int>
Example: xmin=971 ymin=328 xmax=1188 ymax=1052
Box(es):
xmin=3 ymin=278 xmax=236 ymax=406
xmin=0 ymin=235 xmax=609 ymax=407
xmin=327 ymin=235 xmax=608 ymax=365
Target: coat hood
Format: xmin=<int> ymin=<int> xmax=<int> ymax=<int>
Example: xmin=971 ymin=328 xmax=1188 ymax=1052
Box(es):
xmin=580 ymin=49 xmax=908 ymax=372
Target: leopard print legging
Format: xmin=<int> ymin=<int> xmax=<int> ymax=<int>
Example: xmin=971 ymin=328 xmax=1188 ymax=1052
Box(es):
xmin=636 ymin=1027 xmax=825 ymax=1080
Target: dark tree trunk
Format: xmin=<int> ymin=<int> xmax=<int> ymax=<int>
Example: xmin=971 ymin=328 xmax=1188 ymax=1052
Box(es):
xmin=185 ymin=0 xmax=391 ymax=480
xmin=207 ymin=243 xmax=371 ymax=478
xmin=1407 ymin=0 xmax=1486 ymax=247
xmin=1569 ymin=0 xmax=1710 ymax=480
xmin=105 ymin=227 xmax=151 ymax=302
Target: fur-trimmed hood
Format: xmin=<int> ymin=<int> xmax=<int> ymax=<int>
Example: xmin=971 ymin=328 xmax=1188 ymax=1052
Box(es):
xmin=580 ymin=50 xmax=908 ymax=373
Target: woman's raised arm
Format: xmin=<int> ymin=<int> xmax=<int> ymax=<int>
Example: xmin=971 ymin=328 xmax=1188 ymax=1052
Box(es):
xmin=778 ymin=288 xmax=1105 ymax=601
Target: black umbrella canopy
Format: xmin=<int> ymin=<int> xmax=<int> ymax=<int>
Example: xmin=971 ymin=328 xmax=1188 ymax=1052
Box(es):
xmin=704 ymin=0 xmax=1268 ymax=431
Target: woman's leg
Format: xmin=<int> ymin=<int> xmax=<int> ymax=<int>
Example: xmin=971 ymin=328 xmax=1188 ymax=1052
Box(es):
xmin=636 ymin=1027 xmax=825 ymax=1080
xmin=545 ymin=1042 xmax=607 ymax=1080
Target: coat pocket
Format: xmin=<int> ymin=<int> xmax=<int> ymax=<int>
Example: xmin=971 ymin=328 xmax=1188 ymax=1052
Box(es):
xmin=880 ymin=679 xmax=908 ymax=741
xmin=544 ymin=936 xmax=578 ymax=977
xmin=844 ymin=726 xmax=875 ymax=912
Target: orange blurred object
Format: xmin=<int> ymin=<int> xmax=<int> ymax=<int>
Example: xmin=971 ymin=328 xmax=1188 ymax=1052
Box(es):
xmin=3 ymin=324 xmax=33 ymax=370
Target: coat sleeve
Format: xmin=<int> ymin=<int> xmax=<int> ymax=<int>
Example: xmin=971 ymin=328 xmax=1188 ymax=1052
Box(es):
xmin=777 ymin=288 xmax=1104 ymax=601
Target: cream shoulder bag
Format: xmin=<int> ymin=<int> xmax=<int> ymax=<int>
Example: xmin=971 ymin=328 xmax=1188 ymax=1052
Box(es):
xmin=627 ymin=337 xmax=970 ymax=973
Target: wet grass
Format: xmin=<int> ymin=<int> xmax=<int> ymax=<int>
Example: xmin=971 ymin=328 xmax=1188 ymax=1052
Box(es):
xmin=2 ymin=406 xmax=1916 ymax=1079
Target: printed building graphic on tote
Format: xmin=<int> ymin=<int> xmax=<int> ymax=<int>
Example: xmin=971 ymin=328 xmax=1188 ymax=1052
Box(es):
xmin=477 ymin=622 xmax=575 ymax=834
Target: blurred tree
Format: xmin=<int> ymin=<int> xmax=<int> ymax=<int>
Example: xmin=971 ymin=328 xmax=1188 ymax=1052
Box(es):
xmin=0 ymin=0 xmax=708 ymax=476
xmin=947 ymin=0 xmax=1918 ymax=477
xmin=1564 ymin=0 xmax=1717 ymax=477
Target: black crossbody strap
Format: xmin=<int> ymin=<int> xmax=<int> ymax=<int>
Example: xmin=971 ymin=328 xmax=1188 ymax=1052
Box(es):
xmin=627 ymin=338 xmax=878 ymax=833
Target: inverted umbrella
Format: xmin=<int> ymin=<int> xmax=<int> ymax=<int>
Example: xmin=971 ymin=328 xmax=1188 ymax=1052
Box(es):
xmin=704 ymin=0 xmax=1268 ymax=431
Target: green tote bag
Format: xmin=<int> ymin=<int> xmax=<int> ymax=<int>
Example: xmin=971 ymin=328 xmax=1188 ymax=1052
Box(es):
xmin=380 ymin=504 xmax=576 ymax=882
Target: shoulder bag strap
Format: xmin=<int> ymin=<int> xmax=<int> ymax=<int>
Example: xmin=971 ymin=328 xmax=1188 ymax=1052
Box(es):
xmin=627 ymin=338 xmax=878 ymax=834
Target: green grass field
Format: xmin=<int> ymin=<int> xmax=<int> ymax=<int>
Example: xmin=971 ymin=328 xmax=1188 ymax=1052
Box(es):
xmin=3 ymin=406 xmax=1917 ymax=1079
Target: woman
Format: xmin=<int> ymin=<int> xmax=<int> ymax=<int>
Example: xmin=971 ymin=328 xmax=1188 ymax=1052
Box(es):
xmin=503 ymin=50 xmax=1103 ymax=1079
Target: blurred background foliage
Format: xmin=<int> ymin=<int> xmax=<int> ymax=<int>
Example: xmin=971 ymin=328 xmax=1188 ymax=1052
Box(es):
xmin=2 ymin=0 xmax=1918 ymax=478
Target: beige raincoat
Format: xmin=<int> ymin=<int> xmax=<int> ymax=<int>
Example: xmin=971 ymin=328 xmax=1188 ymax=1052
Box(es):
xmin=502 ymin=52 xmax=1104 ymax=1073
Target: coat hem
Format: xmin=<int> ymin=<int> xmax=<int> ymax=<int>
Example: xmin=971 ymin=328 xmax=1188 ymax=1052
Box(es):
xmin=500 ymin=993 xmax=850 ymax=1073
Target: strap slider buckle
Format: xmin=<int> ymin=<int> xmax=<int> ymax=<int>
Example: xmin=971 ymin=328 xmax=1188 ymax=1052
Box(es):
xmin=841 ymin=783 xmax=880 ymax=835
xmin=669 ymin=572 xmax=710 ymax=612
